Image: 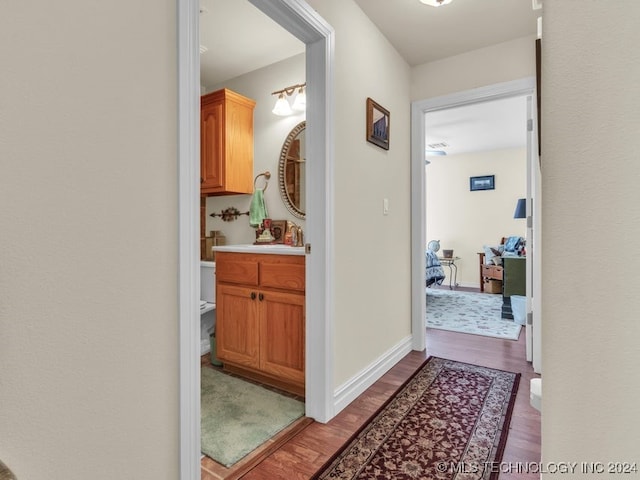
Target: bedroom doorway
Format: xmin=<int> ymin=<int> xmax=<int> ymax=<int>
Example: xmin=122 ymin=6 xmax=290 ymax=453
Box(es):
xmin=410 ymin=78 xmax=541 ymax=371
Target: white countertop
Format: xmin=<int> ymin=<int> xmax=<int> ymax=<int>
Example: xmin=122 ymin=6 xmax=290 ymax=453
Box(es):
xmin=213 ymin=244 xmax=305 ymax=256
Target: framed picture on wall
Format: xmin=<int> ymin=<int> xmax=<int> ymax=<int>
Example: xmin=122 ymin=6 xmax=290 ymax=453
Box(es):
xmin=470 ymin=175 xmax=495 ymax=191
xmin=366 ymin=98 xmax=390 ymax=150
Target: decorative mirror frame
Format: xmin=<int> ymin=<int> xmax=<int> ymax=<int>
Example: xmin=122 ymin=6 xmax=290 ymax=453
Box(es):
xmin=278 ymin=121 xmax=306 ymax=219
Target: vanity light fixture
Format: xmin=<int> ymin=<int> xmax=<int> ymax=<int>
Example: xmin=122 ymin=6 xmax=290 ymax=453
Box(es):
xmin=271 ymin=82 xmax=306 ymax=116
xmin=419 ymin=0 xmax=453 ymax=6
xmin=272 ymin=93 xmax=293 ymax=116
xmin=291 ymin=85 xmax=306 ymax=112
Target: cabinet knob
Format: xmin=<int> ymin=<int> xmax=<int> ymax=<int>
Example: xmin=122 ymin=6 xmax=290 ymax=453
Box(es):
xmin=259 ymin=293 xmax=264 ymax=301
xmin=250 ymin=292 xmax=256 ymax=300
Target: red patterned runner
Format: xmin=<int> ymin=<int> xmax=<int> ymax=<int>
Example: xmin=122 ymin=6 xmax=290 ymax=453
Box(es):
xmin=313 ymin=357 xmax=519 ymax=480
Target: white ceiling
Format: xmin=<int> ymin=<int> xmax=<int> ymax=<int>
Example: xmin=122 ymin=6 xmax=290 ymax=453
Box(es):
xmin=351 ymin=0 xmax=538 ymax=66
xmin=199 ymin=0 xmax=538 ymax=153
xmin=199 ymin=0 xmax=304 ymax=88
xmin=425 ymin=96 xmax=528 ymax=156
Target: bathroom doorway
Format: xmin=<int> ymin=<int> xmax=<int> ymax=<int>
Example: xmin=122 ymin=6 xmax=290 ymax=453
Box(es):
xmin=177 ymin=0 xmax=335 ymax=478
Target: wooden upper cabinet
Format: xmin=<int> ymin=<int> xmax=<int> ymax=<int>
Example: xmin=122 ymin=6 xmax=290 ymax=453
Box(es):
xmin=200 ymin=88 xmax=256 ymax=196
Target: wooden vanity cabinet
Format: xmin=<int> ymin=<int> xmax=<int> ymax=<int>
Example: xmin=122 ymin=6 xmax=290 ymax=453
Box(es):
xmin=201 ymin=88 xmax=255 ymax=196
xmin=215 ymin=252 xmax=305 ymax=396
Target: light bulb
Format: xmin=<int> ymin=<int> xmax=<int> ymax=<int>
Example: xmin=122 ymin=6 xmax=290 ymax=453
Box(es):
xmin=292 ymin=87 xmax=306 ymax=112
xmin=272 ymin=94 xmax=293 ymax=116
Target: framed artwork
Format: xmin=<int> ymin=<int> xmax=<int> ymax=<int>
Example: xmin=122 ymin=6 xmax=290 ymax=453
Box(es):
xmin=470 ymin=175 xmax=495 ymax=191
xmin=366 ymin=98 xmax=390 ymax=150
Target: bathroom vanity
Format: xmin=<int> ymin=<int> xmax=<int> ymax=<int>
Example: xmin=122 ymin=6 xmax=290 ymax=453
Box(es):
xmin=213 ymin=245 xmax=305 ymax=396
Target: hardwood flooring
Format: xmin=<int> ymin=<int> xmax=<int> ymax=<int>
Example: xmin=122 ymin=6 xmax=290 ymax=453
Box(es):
xmin=202 ymin=312 xmax=541 ymax=479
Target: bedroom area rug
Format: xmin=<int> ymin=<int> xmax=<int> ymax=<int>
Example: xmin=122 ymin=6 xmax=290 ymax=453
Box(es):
xmin=200 ymin=367 xmax=305 ymax=468
xmin=312 ymin=357 xmax=519 ymax=480
xmin=426 ymin=288 xmax=522 ymax=340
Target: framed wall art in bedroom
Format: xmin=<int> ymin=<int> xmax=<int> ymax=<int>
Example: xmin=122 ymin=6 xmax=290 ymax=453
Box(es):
xmin=470 ymin=175 xmax=495 ymax=191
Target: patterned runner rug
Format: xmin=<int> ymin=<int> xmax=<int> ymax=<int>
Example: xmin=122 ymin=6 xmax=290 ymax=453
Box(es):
xmin=426 ymin=288 xmax=521 ymax=340
xmin=313 ymin=357 xmax=519 ymax=480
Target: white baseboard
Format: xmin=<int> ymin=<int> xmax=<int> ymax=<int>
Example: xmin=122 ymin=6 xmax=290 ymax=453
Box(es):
xmin=333 ymin=335 xmax=413 ymax=415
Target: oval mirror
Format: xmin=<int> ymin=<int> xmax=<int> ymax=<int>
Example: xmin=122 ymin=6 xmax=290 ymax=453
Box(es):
xmin=278 ymin=121 xmax=306 ymax=219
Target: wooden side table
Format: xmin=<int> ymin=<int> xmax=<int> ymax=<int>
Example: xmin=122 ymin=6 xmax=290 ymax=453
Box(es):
xmin=478 ymin=252 xmax=503 ymax=293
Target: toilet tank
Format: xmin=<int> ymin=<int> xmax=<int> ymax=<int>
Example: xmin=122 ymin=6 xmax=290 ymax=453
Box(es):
xmin=200 ymin=261 xmax=216 ymax=304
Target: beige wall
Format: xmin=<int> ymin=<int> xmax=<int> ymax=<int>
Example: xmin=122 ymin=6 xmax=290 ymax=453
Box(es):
xmin=542 ymin=1 xmax=640 ymax=470
xmin=426 ymin=148 xmax=527 ymax=287
xmin=205 ymin=54 xmax=307 ymax=245
xmin=4 ymin=1 xmax=639 ymax=476
xmin=306 ymin=0 xmax=412 ymax=388
xmin=0 ymin=1 xmax=179 ymax=479
xmin=411 ymin=35 xmax=536 ymax=101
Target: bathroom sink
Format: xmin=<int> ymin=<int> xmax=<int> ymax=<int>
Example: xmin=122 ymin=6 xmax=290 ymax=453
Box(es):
xmin=213 ymin=244 xmax=305 ymax=255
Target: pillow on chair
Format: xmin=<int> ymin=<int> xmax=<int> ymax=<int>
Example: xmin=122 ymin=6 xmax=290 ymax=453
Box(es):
xmin=483 ymin=245 xmax=504 ymax=265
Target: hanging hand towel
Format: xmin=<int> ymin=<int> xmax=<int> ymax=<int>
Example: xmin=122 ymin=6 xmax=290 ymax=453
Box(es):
xmin=249 ymin=189 xmax=268 ymax=227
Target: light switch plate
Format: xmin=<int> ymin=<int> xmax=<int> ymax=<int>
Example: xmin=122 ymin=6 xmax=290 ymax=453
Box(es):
xmin=383 ymin=198 xmax=389 ymax=215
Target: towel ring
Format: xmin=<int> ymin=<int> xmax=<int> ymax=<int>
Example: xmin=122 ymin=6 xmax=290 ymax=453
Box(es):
xmin=254 ymin=171 xmax=271 ymax=192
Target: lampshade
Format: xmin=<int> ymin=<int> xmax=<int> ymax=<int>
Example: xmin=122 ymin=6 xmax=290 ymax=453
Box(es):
xmin=514 ymin=198 xmax=526 ymax=219
xmin=272 ymin=94 xmax=293 ymax=116
xmin=291 ymin=87 xmax=306 ymax=112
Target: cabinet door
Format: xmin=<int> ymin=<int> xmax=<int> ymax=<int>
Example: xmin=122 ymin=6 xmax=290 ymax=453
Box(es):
xmin=201 ymin=100 xmax=224 ymax=191
xmin=216 ymin=284 xmax=259 ymax=369
xmin=258 ymin=290 xmax=305 ymax=386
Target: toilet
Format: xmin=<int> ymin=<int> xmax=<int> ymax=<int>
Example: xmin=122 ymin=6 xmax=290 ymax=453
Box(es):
xmin=200 ymin=261 xmax=216 ymax=355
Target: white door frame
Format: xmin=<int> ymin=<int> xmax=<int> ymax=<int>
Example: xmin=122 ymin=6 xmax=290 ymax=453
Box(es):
xmin=410 ymin=77 xmax=538 ymax=353
xmin=178 ymin=1 xmax=335 ymax=478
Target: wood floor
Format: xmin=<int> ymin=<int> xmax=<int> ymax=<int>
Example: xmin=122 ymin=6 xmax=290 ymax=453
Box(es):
xmin=202 ymin=311 xmax=541 ymax=479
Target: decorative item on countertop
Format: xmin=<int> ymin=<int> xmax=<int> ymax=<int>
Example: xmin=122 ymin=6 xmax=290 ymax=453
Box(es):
xmin=255 ymin=218 xmax=276 ymax=244
xmin=269 ymin=220 xmax=286 ymax=244
xmin=209 ymin=206 xmax=249 ymax=222
xmin=284 ymin=221 xmax=295 ymax=245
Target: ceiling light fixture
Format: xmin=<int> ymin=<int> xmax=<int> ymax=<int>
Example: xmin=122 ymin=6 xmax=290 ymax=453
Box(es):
xmin=419 ymin=0 xmax=453 ymax=7
xmin=271 ymin=83 xmax=306 ymax=116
